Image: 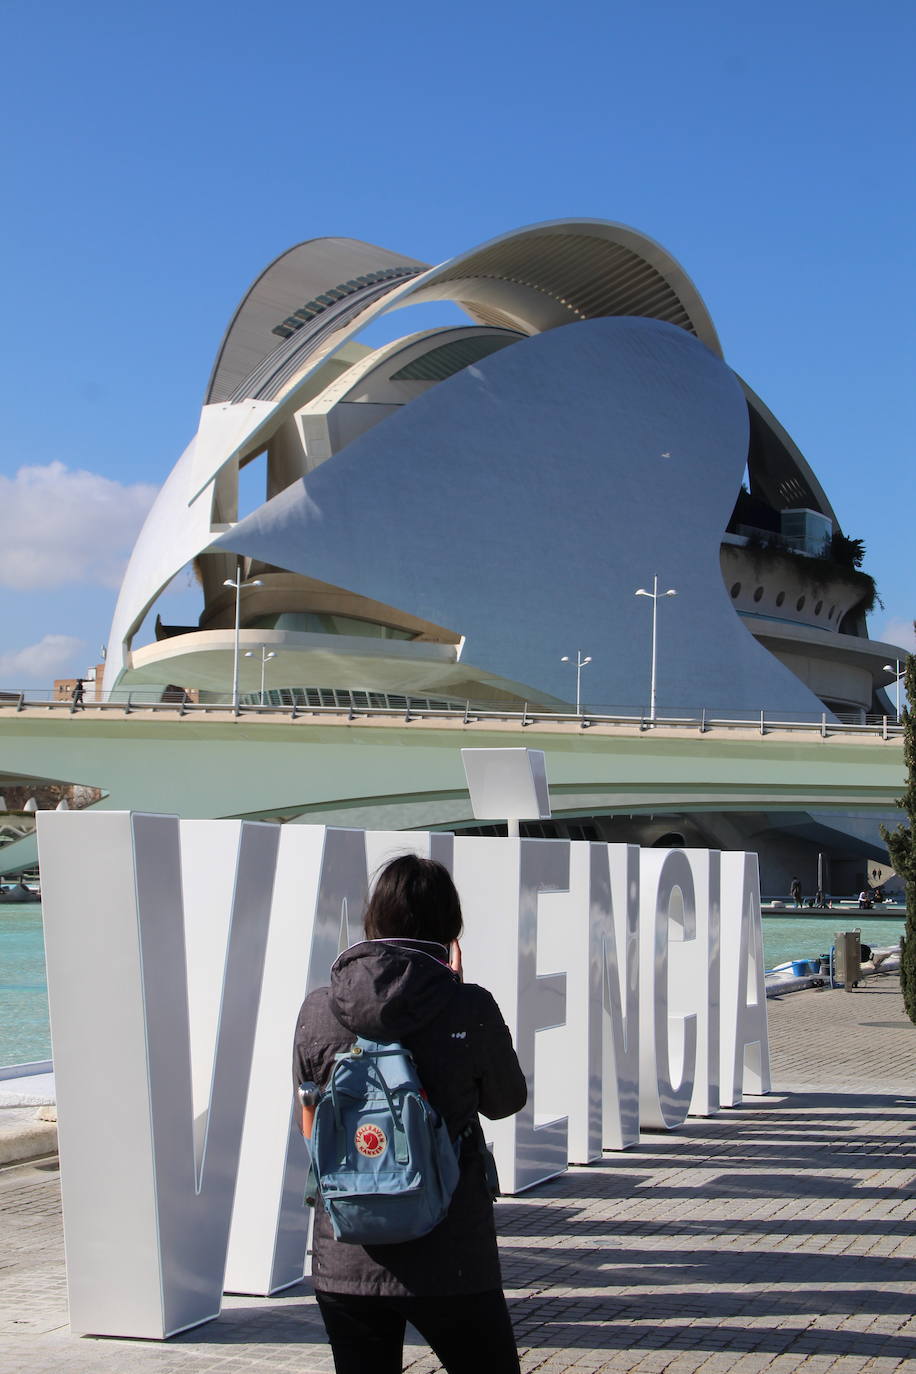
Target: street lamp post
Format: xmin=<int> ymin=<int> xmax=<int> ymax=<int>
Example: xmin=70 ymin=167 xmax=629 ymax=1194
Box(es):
xmin=560 ymin=651 xmax=592 ymax=716
xmin=223 ymin=567 xmax=263 ymax=713
xmin=883 ymin=661 xmax=906 ymax=723
xmin=635 ymin=574 xmax=677 ymax=723
xmin=244 ymin=646 xmax=277 ymax=705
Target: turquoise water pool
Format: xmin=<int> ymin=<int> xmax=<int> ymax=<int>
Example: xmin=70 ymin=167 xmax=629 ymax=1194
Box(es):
xmin=0 ymin=905 xmax=50 ymax=1065
xmin=0 ymin=904 xmax=908 ymax=1067
xmin=760 ymin=913 xmax=905 ymax=970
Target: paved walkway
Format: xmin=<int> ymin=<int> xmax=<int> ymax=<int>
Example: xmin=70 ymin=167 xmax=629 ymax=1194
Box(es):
xmin=1 ymin=979 xmax=914 ymax=1373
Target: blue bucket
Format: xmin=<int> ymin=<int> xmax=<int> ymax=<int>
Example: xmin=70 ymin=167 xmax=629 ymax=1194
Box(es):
xmin=791 ymin=960 xmax=812 ymax=977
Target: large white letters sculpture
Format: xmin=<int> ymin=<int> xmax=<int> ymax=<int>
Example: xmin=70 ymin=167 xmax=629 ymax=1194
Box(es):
xmin=37 ymin=812 xmax=769 ymax=1339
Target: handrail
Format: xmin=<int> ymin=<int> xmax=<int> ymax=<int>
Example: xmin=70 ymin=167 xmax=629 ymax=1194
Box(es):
xmin=0 ymin=695 xmax=905 ymax=740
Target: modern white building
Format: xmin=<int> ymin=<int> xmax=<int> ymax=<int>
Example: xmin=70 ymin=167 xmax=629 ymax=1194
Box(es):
xmin=103 ymin=220 xmax=902 ymax=724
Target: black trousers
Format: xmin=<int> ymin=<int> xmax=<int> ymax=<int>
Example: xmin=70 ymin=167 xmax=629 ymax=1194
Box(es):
xmin=315 ymin=1287 xmax=520 ymax=1374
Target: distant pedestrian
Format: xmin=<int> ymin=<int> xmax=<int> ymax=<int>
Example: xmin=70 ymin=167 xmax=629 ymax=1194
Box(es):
xmin=70 ymin=680 xmax=84 ymax=709
xmin=789 ymin=877 xmax=802 ymax=908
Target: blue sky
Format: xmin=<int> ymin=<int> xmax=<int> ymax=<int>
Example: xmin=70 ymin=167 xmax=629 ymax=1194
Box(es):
xmin=0 ymin=0 xmax=913 ymax=691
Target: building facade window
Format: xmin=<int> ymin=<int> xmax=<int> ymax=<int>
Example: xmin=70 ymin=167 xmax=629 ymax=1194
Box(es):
xmin=248 ymin=612 xmax=415 ymax=640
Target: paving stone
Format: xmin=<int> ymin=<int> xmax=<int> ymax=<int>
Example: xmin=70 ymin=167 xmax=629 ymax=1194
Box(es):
xmin=2 ymin=983 xmax=916 ymax=1372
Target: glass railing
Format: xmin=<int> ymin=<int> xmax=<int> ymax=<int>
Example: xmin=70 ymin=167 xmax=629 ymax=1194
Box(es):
xmin=730 ymin=524 xmax=831 ymax=557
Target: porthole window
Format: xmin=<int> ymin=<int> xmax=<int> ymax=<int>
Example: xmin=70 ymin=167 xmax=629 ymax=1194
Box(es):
xmin=796 ymin=595 xmax=806 ymax=611
xmin=730 ymin=582 xmax=741 ymax=598
xmin=775 ymin=591 xmax=786 ymax=607
xmin=753 ymin=586 xmax=764 ymax=603
xmin=828 ymin=604 xmax=836 ymax=619
xmin=814 ymin=600 xmax=823 ymax=616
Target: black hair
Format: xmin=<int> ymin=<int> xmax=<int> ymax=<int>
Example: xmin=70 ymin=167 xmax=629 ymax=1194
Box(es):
xmin=363 ymin=854 xmax=463 ymax=947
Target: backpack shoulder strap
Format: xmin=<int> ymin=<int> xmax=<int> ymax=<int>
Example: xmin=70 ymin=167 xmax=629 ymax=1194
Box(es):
xmin=330 ymin=1037 xmax=412 ymax=1165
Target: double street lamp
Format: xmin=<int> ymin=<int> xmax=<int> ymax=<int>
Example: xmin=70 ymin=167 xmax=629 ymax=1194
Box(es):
xmin=223 ymin=567 xmax=263 ymax=713
xmin=244 ymin=646 xmax=277 ymax=705
xmin=561 ymin=651 xmax=592 ymax=716
xmin=883 ymin=660 xmax=906 ymax=723
xmin=635 ymin=575 xmax=677 ymax=722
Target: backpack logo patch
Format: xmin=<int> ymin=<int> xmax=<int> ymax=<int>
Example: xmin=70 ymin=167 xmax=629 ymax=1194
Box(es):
xmin=354 ymin=1123 xmax=387 ymax=1158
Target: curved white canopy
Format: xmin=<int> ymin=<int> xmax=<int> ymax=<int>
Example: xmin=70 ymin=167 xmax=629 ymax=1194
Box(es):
xmin=207 ymin=219 xmax=722 ymax=408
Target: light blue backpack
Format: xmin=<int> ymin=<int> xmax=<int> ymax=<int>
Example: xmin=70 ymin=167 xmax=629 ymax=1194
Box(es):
xmin=304 ymin=1038 xmax=462 ymax=1245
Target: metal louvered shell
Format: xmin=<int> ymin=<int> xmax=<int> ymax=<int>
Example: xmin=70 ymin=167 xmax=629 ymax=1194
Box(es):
xmin=455 ymin=301 xmax=530 ymax=333
xmin=389 ymin=333 xmax=518 ymax=382
xmin=206 ymin=238 xmax=430 ymax=404
xmin=420 ymin=231 xmax=709 ymax=342
xmin=206 ymin=220 xmax=723 ymax=408
xmin=227 ymin=272 xmax=423 ymax=403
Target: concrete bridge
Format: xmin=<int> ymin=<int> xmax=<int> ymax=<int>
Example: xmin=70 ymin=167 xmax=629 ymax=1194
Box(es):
xmin=0 ymin=701 xmax=904 ymax=875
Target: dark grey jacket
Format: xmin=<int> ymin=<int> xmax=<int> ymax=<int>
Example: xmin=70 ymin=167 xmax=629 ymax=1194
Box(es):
xmin=292 ymin=938 xmax=527 ymax=1296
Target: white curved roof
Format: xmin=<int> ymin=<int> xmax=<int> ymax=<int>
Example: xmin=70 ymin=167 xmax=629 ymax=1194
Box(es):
xmin=206 ymin=236 xmax=429 ymax=404
xmin=207 ymin=219 xmax=722 ymax=407
xmin=404 ymin=218 xmax=721 ymax=351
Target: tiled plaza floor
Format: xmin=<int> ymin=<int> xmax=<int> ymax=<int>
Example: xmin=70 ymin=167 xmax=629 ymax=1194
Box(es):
xmin=1 ymin=979 xmax=914 ymax=1373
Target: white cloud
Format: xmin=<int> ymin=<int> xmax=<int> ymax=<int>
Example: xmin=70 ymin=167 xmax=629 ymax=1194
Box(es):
xmin=0 ymin=462 xmax=157 ymax=589
xmin=0 ymin=634 xmax=85 ymax=684
xmin=874 ymin=618 xmax=916 ymax=654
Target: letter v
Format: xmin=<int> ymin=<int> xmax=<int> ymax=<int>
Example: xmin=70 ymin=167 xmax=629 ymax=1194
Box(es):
xmin=40 ymin=810 xmax=278 ymax=1339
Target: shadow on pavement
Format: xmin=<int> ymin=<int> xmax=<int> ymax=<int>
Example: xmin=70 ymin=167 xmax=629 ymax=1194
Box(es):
xmin=164 ymin=1087 xmax=916 ymax=1364
xmin=507 ymin=1307 xmax=916 ymax=1362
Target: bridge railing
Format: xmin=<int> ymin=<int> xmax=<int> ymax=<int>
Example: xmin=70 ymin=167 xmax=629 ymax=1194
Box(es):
xmin=0 ymin=690 xmax=904 ymax=739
